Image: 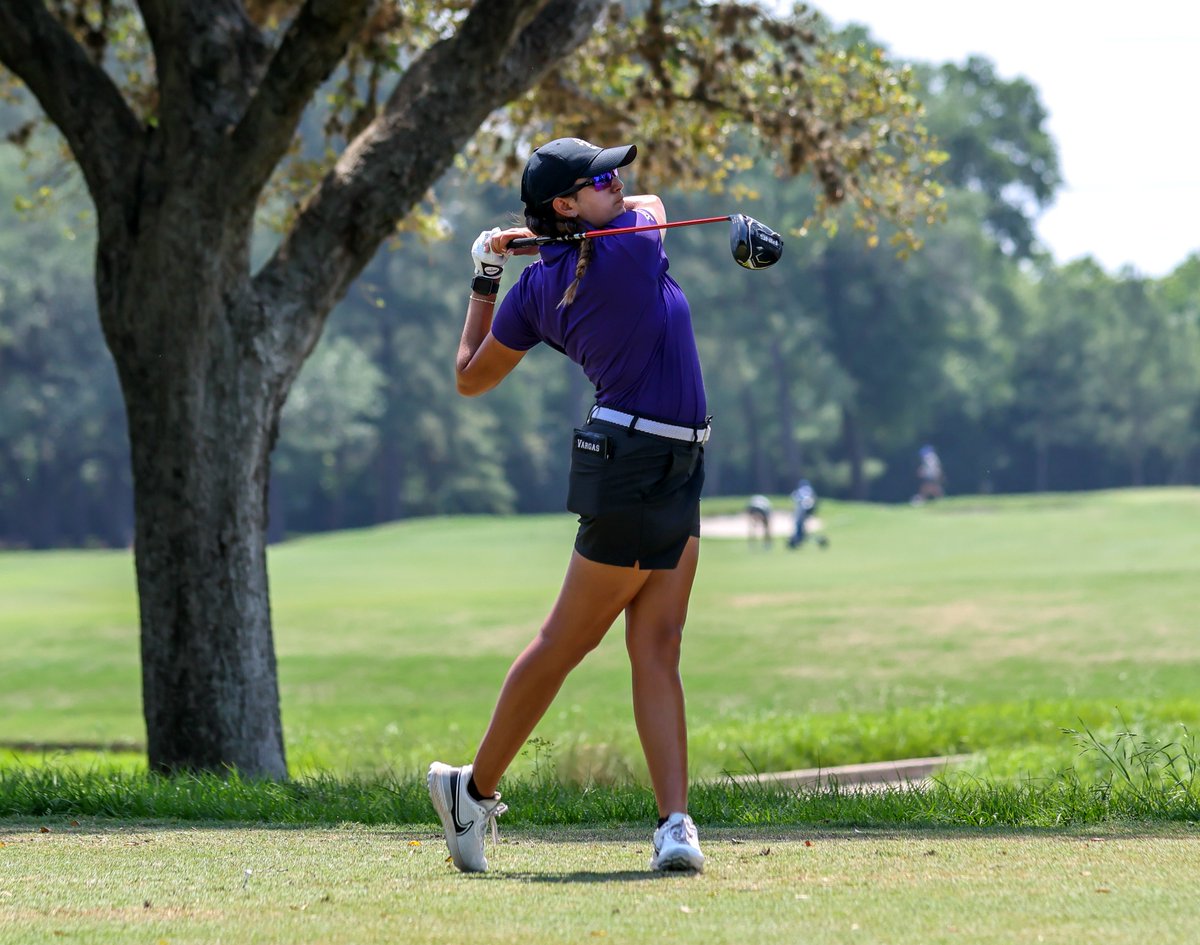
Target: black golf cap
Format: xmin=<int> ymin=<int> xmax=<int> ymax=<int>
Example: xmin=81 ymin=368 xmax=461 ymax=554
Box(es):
xmin=521 ymin=138 xmax=637 ymax=206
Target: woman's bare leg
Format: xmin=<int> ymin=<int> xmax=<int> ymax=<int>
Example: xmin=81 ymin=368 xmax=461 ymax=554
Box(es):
xmin=470 ymin=550 xmax=651 ymax=796
xmin=624 ymin=536 xmax=700 ymax=816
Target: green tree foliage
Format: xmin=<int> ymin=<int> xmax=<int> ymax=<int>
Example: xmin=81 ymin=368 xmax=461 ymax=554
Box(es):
xmin=1089 ymin=273 xmax=1200 ymax=485
xmin=1155 ymin=256 xmax=1200 ymax=482
xmin=474 ymin=2 xmax=946 ymax=251
xmin=1012 ymin=259 xmax=1120 ymax=491
xmin=917 ymin=56 xmax=1060 ymax=257
xmin=273 ymin=335 xmax=385 ymax=532
xmin=1005 ymin=258 xmax=1200 ymax=492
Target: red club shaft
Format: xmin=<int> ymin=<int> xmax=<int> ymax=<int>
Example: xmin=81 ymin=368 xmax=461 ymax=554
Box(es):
xmin=579 ymin=215 xmax=731 ymax=239
xmin=509 ymin=215 xmax=733 ymax=248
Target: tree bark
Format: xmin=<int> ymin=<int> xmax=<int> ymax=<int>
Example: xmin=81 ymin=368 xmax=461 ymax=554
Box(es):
xmin=125 ymin=329 xmax=286 ymax=775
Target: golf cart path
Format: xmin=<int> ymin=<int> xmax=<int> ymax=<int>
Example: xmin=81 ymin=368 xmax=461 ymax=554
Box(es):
xmin=725 ymin=754 xmax=972 ymax=791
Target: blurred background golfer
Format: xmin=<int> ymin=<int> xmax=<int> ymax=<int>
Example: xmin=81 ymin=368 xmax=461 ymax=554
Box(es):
xmin=913 ymin=443 xmax=946 ymax=504
xmin=746 ymin=493 xmax=774 ymax=548
xmin=786 ymin=477 xmax=829 ymax=549
xmin=428 ymin=138 xmax=709 ymax=874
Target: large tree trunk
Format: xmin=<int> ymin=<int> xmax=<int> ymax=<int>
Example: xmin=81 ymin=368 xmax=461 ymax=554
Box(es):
xmin=105 ymin=208 xmax=290 ymax=776
xmin=127 ymin=362 xmax=286 ymax=777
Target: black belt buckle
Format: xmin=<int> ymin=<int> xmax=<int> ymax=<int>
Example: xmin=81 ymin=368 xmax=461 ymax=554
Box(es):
xmin=574 ymin=428 xmax=612 ymax=460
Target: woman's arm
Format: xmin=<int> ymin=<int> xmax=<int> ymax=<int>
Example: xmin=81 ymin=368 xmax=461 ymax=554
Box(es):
xmin=622 ymin=194 xmax=667 ymax=226
xmin=455 ymin=297 xmax=525 ymax=397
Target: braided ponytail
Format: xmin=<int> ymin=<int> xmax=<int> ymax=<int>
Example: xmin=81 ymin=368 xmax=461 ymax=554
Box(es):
xmin=524 ymin=205 xmax=593 ymax=309
xmin=558 ymin=238 xmax=593 ymax=309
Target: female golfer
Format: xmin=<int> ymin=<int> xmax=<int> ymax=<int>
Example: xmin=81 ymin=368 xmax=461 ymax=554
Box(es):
xmin=428 ymin=137 xmax=709 ymax=874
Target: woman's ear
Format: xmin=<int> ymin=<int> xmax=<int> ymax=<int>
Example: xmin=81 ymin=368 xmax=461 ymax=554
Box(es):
xmin=550 ymin=195 xmax=578 ymax=218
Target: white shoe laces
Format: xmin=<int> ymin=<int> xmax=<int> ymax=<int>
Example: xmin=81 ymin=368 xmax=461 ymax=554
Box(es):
xmin=481 ymin=798 xmax=509 ymax=850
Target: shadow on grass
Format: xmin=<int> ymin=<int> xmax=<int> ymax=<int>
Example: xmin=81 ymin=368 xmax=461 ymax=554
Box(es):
xmin=480 ymin=869 xmax=686 ymax=884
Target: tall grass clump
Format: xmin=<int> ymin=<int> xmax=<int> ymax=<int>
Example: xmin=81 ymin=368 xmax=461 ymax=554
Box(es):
xmin=1058 ymin=718 xmax=1200 ymax=817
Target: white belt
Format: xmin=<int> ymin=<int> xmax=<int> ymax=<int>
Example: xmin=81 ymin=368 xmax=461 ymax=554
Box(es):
xmin=588 ymin=406 xmax=711 ymax=444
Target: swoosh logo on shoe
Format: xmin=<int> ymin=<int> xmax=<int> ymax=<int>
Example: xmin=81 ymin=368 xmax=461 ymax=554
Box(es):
xmin=449 ymin=770 xmax=475 ymax=836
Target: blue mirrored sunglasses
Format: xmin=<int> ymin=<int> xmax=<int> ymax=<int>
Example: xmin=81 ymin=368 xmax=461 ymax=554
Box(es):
xmin=552 ymin=169 xmax=619 ymax=200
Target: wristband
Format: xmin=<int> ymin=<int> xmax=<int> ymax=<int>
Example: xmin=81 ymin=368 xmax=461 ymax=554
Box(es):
xmin=471 ymin=274 xmax=501 ymax=295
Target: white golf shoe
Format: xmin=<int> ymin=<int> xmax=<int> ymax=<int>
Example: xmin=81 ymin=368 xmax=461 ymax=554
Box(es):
xmin=650 ymin=811 xmax=705 ymax=872
xmin=427 ymin=762 xmax=508 ymax=873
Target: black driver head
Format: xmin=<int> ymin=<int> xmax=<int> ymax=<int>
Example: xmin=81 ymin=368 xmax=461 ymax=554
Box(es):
xmin=729 ymin=214 xmax=784 ymax=270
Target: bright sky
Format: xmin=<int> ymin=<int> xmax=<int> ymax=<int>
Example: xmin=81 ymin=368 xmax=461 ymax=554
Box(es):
xmin=804 ymin=1 xmax=1200 ymax=276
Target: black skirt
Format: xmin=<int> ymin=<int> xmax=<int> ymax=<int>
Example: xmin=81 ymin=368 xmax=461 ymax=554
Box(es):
xmin=566 ymin=418 xmax=705 ymax=569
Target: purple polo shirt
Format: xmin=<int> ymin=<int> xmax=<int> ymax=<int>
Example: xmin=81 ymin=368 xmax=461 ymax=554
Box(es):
xmin=491 ymin=209 xmax=707 ymax=426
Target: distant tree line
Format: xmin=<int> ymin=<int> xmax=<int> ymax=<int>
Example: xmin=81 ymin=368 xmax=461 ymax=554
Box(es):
xmin=2 ymin=56 xmax=1197 ymax=549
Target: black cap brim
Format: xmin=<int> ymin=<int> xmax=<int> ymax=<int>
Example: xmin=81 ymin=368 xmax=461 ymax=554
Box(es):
xmin=585 ymin=144 xmax=637 ymax=176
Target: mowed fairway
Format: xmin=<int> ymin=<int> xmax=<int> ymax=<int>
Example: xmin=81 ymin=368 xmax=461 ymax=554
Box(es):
xmin=3 ymin=820 xmax=1200 ymax=945
xmin=3 ymin=489 xmax=1199 ymax=944
xmin=1 ymin=488 xmax=1198 ymax=779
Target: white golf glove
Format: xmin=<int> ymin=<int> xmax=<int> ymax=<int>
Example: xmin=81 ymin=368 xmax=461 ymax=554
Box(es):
xmin=471 ymin=227 xmax=507 ymax=279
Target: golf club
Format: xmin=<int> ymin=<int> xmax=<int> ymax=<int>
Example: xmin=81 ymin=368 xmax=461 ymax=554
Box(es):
xmin=508 ymin=213 xmax=784 ymax=270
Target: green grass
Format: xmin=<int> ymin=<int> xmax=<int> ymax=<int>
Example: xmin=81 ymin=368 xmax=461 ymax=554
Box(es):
xmin=3 ymin=489 xmax=1199 ymax=941
xmin=2 ymin=488 xmax=1198 ymax=785
xmin=3 ymin=820 xmax=1200 ymax=945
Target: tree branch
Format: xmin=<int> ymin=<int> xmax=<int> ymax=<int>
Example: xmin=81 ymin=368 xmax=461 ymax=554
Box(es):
xmin=132 ymin=0 xmax=173 ymax=56
xmin=254 ymin=0 xmax=606 ymax=366
xmin=0 ymin=0 xmax=143 ymax=211
xmin=130 ymin=0 xmax=187 ymax=124
xmin=224 ymin=0 xmax=372 ymax=209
